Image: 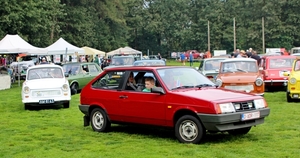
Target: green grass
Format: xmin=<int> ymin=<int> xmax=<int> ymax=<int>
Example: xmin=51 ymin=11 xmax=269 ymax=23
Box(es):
xmin=1 ymin=73 xmax=300 ymax=158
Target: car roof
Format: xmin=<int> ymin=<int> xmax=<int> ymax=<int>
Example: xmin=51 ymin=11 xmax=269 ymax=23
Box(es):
xmin=103 ymin=65 xmax=184 ymax=71
xmin=204 ymin=58 xmax=227 ymax=61
xmin=112 ymin=56 xmax=134 ymax=58
xmin=262 ymin=55 xmax=296 ymax=59
xmin=62 ymin=62 xmax=96 ymax=65
xmin=222 ymin=58 xmax=256 ymax=63
xmin=28 ymin=64 xmax=62 ymax=69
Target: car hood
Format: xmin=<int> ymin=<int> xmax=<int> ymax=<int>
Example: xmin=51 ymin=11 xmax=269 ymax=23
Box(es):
xmin=23 ymin=79 xmax=68 ymax=89
xmin=176 ymin=88 xmax=260 ymax=102
xmin=219 ymin=73 xmax=258 ymax=82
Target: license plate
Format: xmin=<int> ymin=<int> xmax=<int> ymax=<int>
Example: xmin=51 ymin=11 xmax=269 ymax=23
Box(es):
xmin=39 ymin=99 xmax=54 ymax=104
xmin=241 ymin=111 xmax=260 ymax=121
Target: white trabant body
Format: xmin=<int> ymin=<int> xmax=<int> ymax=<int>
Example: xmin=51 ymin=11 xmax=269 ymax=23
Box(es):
xmin=22 ymin=64 xmax=71 ymax=109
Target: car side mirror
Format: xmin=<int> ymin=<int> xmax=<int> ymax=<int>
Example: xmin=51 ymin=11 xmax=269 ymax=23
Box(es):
xmin=151 ymin=87 xmax=165 ymax=94
xmin=283 ymin=72 xmax=290 ymax=76
xmin=259 ymin=67 xmax=263 ymax=71
xmin=64 ymin=72 xmax=69 ymax=77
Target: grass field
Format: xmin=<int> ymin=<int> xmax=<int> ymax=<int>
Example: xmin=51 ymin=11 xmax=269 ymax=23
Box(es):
xmin=0 ymin=61 xmax=299 ymax=158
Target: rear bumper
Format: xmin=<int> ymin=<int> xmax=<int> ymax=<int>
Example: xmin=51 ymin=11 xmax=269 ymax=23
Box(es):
xmin=197 ymin=108 xmax=270 ymax=132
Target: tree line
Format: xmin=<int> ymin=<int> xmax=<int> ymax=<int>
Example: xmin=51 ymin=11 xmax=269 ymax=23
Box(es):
xmin=1 ymin=0 xmax=300 ymax=57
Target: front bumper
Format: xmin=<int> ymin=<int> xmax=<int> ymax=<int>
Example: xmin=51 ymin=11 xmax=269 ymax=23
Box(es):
xmin=22 ymin=96 xmax=71 ymax=106
xmin=287 ymin=91 xmax=300 ymax=99
xmin=264 ymin=79 xmax=288 ymax=86
xmin=197 ymin=108 xmax=270 ymax=132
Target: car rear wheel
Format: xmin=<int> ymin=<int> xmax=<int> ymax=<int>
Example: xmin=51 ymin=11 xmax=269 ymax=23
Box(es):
xmin=227 ymin=127 xmax=251 ymax=135
xmin=63 ymin=101 xmax=70 ymax=108
xmin=71 ymin=83 xmax=78 ymax=95
xmin=175 ymin=115 xmax=205 ymax=144
xmin=91 ymin=108 xmax=111 ymax=132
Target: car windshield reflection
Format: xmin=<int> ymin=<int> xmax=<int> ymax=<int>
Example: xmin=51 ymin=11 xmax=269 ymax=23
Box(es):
xmin=221 ymin=61 xmax=258 ymax=73
xmin=157 ymin=67 xmax=215 ymax=90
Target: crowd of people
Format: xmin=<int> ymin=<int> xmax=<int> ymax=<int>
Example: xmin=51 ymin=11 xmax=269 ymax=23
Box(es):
xmin=230 ymin=48 xmax=261 ymax=63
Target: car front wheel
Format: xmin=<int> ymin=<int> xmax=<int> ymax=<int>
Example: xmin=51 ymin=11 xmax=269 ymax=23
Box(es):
xmin=71 ymin=83 xmax=78 ymax=95
xmin=175 ymin=115 xmax=205 ymax=144
xmin=90 ymin=108 xmax=111 ymax=132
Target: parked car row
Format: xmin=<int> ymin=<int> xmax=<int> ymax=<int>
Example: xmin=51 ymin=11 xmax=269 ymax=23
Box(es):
xmin=21 ymin=58 xmax=271 ymax=144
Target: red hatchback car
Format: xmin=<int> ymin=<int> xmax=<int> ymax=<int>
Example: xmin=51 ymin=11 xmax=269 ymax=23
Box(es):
xmin=79 ymin=66 xmax=270 ymax=144
xmin=259 ymin=55 xmax=296 ymax=90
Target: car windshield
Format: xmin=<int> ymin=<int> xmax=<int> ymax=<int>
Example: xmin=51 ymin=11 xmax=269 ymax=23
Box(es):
xmin=157 ymin=67 xmax=214 ymax=90
xmin=269 ymin=58 xmax=294 ymax=69
xmin=111 ymin=57 xmax=135 ymax=66
xmin=27 ymin=67 xmax=63 ymax=80
xmin=204 ymin=59 xmax=224 ymax=71
xmin=220 ymin=61 xmax=258 ymax=73
xmin=133 ymin=60 xmax=165 ymax=66
xmin=62 ymin=64 xmax=80 ymax=75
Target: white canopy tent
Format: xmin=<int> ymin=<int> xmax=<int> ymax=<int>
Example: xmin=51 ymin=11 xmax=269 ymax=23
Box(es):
xmin=46 ymin=37 xmax=84 ymax=55
xmin=0 ymin=34 xmax=47 ymax=55
xmin=107 ymin=46 xmax=142 ymax=56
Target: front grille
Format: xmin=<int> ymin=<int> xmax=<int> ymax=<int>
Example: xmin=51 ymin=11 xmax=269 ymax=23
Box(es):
xmin=232 ymin=101 xmax=256 ymax=112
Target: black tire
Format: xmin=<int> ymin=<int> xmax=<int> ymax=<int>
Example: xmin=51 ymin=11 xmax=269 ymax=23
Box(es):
xmin=63 ymin=101 xmax=70 ymax=108
xmin=90 ymin=108 xmax=111 ymax=132
xmin=24 ymin=103 xmax=30 ymax=110
xmin=228 ymin=127 xmax=251 ymax=135
xmin=71 ymin=83 xmax=78 ymax=95
xmin=286 ymin=92 xmax=293 ymax=103
xmin=175 ymin=115 xmax=205 ymax=144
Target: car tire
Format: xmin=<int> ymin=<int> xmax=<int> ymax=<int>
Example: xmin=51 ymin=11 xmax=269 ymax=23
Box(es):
xmin=63 ymin=101 xmax=70 ymax=108
xmin=71 ymin=83 xmax=78 ymax=95
xmin=286 ymin=92 xmax=293 ymax=103
xmin=24 ymin=103 xmax=30 ymax=110
xmin=227 ymin=127 xmax=251 ymax=135
xmin=90 ymin=108 xmax=111 ymax=132
xmin=175 ymin=115 xmax=205 ymax=144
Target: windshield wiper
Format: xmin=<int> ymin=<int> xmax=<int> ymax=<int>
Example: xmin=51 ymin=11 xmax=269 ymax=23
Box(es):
xmin=195 ymin=84 xmax=215 ymax=88
xmin=171 ymin=85 xmax=194 ymax=90
xmin=236 ymin=68 xmax=247 ymax=72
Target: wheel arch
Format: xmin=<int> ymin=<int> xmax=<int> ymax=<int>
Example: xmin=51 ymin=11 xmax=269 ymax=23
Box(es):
xmin=173 ymin=109 xmax=204 ymax=128
xmin=88 ymin=104 xmax=111 ymax=122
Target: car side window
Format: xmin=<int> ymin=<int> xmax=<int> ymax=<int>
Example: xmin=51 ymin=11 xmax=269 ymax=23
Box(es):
xmin=82 ymin=65 xmax=89 ymax=73
xmin=92 ymin=71 xmax=125 ymax=89
xmin=89 ymin=64 xmax=98 ymax=73
xmin=133 ymin=71 xmax=161 ymax=92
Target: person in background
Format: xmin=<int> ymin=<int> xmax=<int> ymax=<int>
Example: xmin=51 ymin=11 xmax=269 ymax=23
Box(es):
xmin=189 ymin=51 xmax=194 ymax=67
xmin=40 ymin=57 xmax=48 ymax=64
xmin=143 ymin=77 xmax=155 ymax=92
xmin=157 ymin=53 xmax=162 ymax=60
xmin=94 ymin=55 xmax=99 ymax=65
xmin=250 ymin=51 xmax=261 ymax=64
xmin=180 ymin=53 xmax=186 ymax=65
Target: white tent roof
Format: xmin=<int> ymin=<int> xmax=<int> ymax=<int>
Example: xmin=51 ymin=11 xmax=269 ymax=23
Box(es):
xmin=107 ymin=46 xmax=142 ymax=56
xmin=46 ymin=37 xmax=84 ymax=55
xmin=0 ymin=34 xmax=47 ymax=55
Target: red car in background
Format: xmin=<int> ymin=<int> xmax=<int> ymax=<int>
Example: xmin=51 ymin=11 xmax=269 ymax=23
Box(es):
xmin=259 ymin=55 xmax=297 ymax=90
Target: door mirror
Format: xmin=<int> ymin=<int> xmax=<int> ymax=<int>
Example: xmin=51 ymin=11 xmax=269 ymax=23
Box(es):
xmin=151 ymin=87 xmax=165 ymax=94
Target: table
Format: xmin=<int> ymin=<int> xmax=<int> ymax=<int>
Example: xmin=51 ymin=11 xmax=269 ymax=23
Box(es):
xmin=0 ymin=74 xmax=11 ymax=90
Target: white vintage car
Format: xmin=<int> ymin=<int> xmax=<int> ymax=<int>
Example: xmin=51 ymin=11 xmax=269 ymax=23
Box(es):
xmin=22 ymin=64 xmax=71 ymax=110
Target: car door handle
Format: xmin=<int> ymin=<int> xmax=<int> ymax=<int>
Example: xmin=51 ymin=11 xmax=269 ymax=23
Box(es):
xmin=119 ymin=95 xmax=128 ymax=99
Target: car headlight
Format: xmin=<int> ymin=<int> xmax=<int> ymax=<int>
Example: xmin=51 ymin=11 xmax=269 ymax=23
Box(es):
xmin=23 ymin=86 xmax=30 ymax=94
xmin=62 ymin=84 xmax=69 ymax=92
xmin=217 ymin=103 xmax=235 ymax=113
xmin=215 ymin=79 xmax=222 ymax=87
xmin=254 ymin=99 xmax=267 ymax=109
xmin=290 ymin=77 xmax=297 ymax=84
xmin=255 ymin=78 xmax=263 ymax=86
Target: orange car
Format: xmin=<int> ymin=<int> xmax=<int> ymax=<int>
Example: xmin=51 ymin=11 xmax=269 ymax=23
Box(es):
xmin=215 ymin=58 xmax=264 ymax=96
